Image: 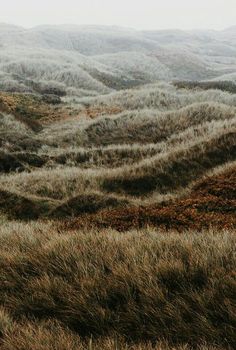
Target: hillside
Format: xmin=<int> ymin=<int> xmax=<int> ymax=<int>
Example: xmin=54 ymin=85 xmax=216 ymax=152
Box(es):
xmin=0 ymin=24 xmax=236 ymax=350
xmin=0 ymin=83 xmax=236 ymax=225
xmin=1 ymin=25 xmax=236 ymax=95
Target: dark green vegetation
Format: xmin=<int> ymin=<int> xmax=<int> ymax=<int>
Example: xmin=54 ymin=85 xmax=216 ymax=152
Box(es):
xmin=174 ymin=81 xmax=236 ymax=94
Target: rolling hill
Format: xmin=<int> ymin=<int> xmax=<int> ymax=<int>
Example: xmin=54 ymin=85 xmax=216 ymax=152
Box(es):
xmin=0 ymin=24 xmax=236 ymax=96
xmin=0 ymin=24 xmax=236 ymax=350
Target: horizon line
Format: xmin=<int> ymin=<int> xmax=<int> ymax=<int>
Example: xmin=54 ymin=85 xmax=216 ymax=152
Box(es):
xmin=0 ymin=22 xmax=235 ymax=32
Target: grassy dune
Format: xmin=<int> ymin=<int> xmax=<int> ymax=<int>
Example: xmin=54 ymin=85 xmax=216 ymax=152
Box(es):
xmin=83 ymin=103 xmax=236 ymax=146
xmin=0 ymin=82 xmax=236 ymax=349
xmin=71 ymin=162 xmax=236 ymax=231
xmin=102 ymin=129 xmax=236 ymax=195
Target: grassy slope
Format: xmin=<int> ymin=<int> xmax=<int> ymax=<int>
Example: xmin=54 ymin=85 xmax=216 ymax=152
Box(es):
xmin=0 ymin=83 xmax=236 ymax=349
xmin=71 ymin=162 xmax=236 ymax=231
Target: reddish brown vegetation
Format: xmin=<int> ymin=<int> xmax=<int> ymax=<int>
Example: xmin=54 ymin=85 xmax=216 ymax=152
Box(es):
xmin=64 ymin=167 xmax=236 ymax=231
xmin=0 ymin=92 xmax=71 ymax=129
xmin=84 ymin=106 xmax=123 ymax=119
xmin=40 ymin=106 xmax=123 ymax=125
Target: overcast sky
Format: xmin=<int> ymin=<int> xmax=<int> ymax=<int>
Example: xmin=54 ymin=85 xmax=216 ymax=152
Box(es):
xmin=0 ymin=0 xmax=235 ymax=31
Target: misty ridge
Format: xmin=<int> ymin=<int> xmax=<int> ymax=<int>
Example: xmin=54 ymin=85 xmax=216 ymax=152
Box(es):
xmin=0 ymin=23 xmax=236 ymax=95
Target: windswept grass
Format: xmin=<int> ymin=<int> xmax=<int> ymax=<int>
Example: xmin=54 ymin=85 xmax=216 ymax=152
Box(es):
xmin=0 ymin=221 xmax=235 ymax=348
xmin=83 ymin=102 xmax=235 ymax=146
xmin=73 ymin=162 xmax=236 ymax=231
xmin=1 ymin=318 xmax=228 ymax=349
xmin=103 ymin=129 xmax=236 ymax=196
xmin=1 ymin=27 xmax=236 ymax=350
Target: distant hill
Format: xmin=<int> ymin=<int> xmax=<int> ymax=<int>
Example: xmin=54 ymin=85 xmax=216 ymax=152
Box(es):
xmin=0 ymin=24 xmax=236 ymax=95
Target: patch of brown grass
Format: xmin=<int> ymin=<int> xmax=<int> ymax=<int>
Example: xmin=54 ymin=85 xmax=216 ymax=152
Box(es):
xmin=102 ymin=130 xmax=236 ymax=196
xmin=0 ymin=223 xmax=235 ymax=348
xmin=67 ymin=165 xmax=236 ymax=231
xmin=0 ymin=92 xmax=73 ymax=130
xmin=1 ymin=319 xmax=229 ymax=349
xmin=85 ymin=106 xmax=123 ymax=119
xmin=50 ymin=192 xmax=128 ymax=218
xmin=0 ymin=189 xmax=56 ymax=220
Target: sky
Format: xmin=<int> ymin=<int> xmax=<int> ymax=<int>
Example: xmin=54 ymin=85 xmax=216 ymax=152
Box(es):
xmin=0 ymin=0 xmax=235 ymax=31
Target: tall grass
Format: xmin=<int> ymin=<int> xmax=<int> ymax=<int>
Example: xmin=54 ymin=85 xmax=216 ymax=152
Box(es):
xmin=0 ymin=221 xmax=235 ymax=348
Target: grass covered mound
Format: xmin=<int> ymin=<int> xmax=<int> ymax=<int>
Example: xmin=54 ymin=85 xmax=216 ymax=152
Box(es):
xmin=67 ymin=164 xmax=236 ymax=231
xmin=0 ymin=190 xmax=56 ymax=220
xmin=50 ymin=192 xmax=128 ymax=218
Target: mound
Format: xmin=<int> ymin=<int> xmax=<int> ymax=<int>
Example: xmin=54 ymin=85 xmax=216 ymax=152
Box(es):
xmin=0 ymin=92 xmax=72 ymax=131
xmin=102 ymin=131 xmax=236 ymax=196
xmin=13 ymin=152 xmax=49 ymax=168
xmin=0 ymin=93 xmax=44 ymax=131
xmin=1 ymin=25 xmax=236 ymax=93
xmin=53 ymin=144 xmax=159 ymax=169
xmin=84 ymin=102 xmax=235 ymax=146
xmin=0 ymin=152 xmax=49 ymax=173
xmin=0 ymin=152 xmax=25 ymax=173
xmin=67 ymin=164 xmax=236 ymax=231
xmin=0 ymin=132 xmax=43 ymax=152
xmin=0 ymin=189 xmax=55 ymax=220
xmin=50 ymin=193 xmax=128 ymax=218
xmin=192 ymin=166 xmax=236 ymax=200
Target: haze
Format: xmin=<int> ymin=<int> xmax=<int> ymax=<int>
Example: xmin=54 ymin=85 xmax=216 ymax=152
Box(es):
xmin=0 ymin=0 xmax=235 ymax=31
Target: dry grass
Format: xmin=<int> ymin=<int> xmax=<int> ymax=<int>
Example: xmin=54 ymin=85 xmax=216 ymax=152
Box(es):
xmin=77 ymin=83 xmax=236 ymax=112
xmin=1 ymin=318 xmax=228 ymax=349
xmin=0 ymin=84 xmax=236 ymax=349
xmin=102 ymin=129 xmax=236 ymax=196
xmin=71 ymin=163 xmax=236 ymax=231
xmin=83 ymin=102 xmax=235 ymax=146
xmin=0 ymin=220 xmax=235 ymax=348
xmin=174 ymin=81 xmax=236 ymax=94
xmin=0 ymin=89 xmax=236 ymax=226
xmin=1 ymin=29 xmax=236 ymax=349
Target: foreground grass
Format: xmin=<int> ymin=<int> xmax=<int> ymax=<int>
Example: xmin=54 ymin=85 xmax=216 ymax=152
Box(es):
xmin=0 ymin=317 xmax=230 ymax=350
xmin=0 ymin=221 xmax=235 ymax=349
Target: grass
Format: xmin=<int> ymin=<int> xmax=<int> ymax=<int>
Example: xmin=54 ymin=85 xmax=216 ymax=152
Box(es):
xmin=73 ymin=162 xmax=236 ymax=232
xmin=0 ymin=189 xmax=56 ymax=220
xmin=77 ymin=83 xmax=236 ymax=112
xmin=174 ymin=81 xmax=236 ymax=94
xmin=83 ymin=102 xmax=235 ymax=146
xmin=50 ymin=192 xmax=128 ymax=218
xmin=0 ymin=82 xmax=236 ymax=349
xmin=1 ymin=320 xmax=228 ymax=349
xmin=0 ymin=23 xmax=236 ymax=350
xmin=102 ymin=129 xmax=236 ymax=196
xmin=0 ymin=221 xmax=235 ymax=349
